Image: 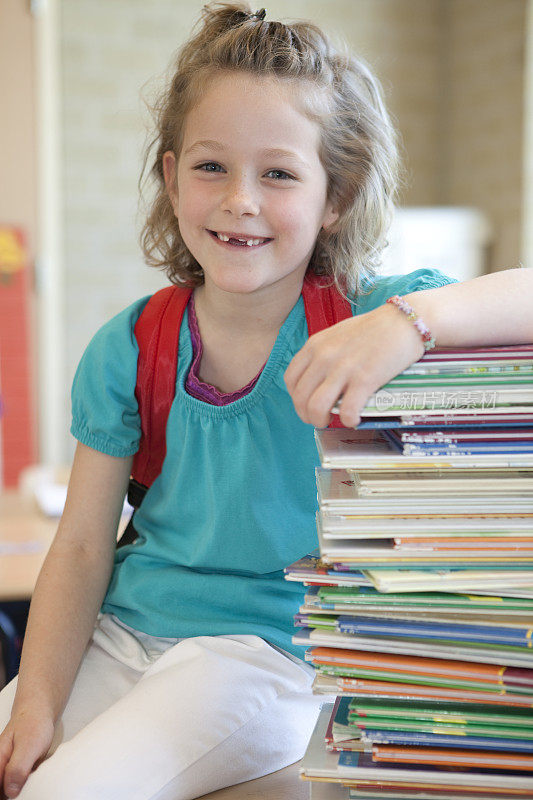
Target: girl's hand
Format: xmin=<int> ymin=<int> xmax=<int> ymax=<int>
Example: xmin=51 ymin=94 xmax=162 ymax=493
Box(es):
xmin=284 ymin=302 xmax=424 ymax=428
xmin=0 ymin=709 xmax=55 ymax=798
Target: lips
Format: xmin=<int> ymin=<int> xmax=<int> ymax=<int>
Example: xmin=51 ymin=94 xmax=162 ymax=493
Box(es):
xmin=208 ymin=230 xmax=273 ymax=247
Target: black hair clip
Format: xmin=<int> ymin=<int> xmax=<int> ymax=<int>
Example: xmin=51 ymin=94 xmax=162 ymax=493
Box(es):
xmin=250 ymin=8 xmax=266 ymax=20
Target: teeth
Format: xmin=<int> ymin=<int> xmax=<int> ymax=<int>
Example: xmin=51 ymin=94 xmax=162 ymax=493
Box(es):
xmin=215 ymin=232 xmax=265 ymax=246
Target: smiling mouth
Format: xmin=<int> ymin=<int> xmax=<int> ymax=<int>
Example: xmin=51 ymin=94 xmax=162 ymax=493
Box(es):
xmin=208 ymin=230 xmax=273 ymax=247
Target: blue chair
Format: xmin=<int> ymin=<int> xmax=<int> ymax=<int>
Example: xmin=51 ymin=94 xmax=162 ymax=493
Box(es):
xmin=0 ymin=608 xmax=18 ymax=684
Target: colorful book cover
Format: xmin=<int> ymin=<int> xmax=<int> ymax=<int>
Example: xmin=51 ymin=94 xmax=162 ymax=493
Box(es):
xmin=351 ymin=716 xmax=533 ymax=742
xmin=315 ymin=428 xmax=533 ymax=469
xmin=305 ymin=647 xmax=533 ymax=688
xmin=348 ymin=698 xmax=533 ymax=727
xmin=371 ymin=744 xmax=533 ymax=773
xmin=315 ymin=665 xmax=533 ymax=695
xmin=301 ymin=705 xmax=533 ymax=790
xmin=314 ymin=586 xmax=533 ymax=613
xmin=294 ymin=628 xmax=533 ymax=669
xmin=312 ymin=674 xmax=533 ymax=707
xmin=356 ymin=728 xmax=533 ymax=753
xmin=363 ymin=567 xmax=533 ymax=593
xmin=284 ymin=554 xmax=370 ymax=586
xmin=336 ymin=616 xmax=533 ymax=648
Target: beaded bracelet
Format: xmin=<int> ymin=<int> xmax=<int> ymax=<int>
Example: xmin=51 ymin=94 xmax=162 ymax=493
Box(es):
xmin=386 ymin=295 xmax=436 ymax=352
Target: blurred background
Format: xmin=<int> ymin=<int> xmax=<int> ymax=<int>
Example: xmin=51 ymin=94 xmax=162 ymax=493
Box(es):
xmin=0 ymin=0 xmax=529 ymax=486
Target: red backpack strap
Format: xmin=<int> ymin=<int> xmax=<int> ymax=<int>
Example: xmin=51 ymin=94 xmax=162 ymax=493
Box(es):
xmin=301 ymin=273 xmax=353 ymax=428
xmin=130 ymin=285 xmax=192 ymax=497
xmin=301 ymin=272 xmax=352 ymax=333
xmin=130 ymin=274 xmax=350 ymax=505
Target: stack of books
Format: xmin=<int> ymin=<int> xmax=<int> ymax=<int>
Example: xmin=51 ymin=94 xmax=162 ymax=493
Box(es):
xmin=286 ymin=344 xmax=533 ymax=799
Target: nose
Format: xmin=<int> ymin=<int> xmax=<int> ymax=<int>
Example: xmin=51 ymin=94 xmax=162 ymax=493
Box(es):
xmin=220 ymin=174 xmax=260 ymax=217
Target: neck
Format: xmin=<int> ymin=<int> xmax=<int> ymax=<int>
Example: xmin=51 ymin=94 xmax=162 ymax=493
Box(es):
xmin=194 ymin=274 xmax=304 ymax=340
xmin=190 ymin=274 xmax=305 ymax=393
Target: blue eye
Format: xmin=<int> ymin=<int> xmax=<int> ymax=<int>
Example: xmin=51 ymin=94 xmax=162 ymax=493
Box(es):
xmin=266 ymin=169 xmax=294 ymax=180
xmin=196 ymin=162 xmax=224 ymax=172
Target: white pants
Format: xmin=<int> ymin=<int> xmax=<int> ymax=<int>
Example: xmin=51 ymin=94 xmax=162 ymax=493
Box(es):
xmin=0 ymin=614 xmax=323 ymax=800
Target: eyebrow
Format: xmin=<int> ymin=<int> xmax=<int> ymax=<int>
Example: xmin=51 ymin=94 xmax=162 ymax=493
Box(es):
xmin=184 ymin=140 xmax=312 ymax=170
xmin=184 ymin=140 xmax=225 ymax=155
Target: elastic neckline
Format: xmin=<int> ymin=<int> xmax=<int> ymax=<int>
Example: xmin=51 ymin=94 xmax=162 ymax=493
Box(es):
xmin=186 ymin=294 xmax=263 ymax=404
xmin=178 ymin=296 xmax=304 ymax=419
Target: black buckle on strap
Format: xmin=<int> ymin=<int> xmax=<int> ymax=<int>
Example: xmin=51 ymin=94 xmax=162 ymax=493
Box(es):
xmin=127 ymin=478 xmax=148 ymax=510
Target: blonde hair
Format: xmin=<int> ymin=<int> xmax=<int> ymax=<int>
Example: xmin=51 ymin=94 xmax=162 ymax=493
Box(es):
xmin=140 ymin=2 xmax=400 ymax=295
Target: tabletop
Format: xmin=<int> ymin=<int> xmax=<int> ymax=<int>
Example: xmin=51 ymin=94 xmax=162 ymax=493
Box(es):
xmin=0 ymin=491 xmax=57 ymax=600
xmin=197 ymin=761 xmax=308 ymax=799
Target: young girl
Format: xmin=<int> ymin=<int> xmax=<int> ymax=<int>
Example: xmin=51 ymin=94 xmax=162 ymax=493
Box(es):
xmin=0 ymin=4 xmax=532 ymax=799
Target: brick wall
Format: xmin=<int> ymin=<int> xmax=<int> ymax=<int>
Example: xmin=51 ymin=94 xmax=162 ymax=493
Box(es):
xmin=446 ymin=0 xmax=525 ymax=272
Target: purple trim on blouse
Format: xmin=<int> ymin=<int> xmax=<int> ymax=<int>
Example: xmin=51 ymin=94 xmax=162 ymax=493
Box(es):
xmin=185 ymin=294 xmax=263 ymax=405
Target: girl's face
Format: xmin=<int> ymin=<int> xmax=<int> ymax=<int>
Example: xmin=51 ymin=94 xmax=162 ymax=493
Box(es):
xmin=163 ymin=71 xmax=338 ymax=299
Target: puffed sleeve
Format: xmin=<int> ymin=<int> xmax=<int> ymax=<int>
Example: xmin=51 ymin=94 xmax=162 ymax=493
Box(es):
xmin=353 ymin=267 xmax=457 ymax=316
xmin=70 ymin=296 xmax=151 ymax=457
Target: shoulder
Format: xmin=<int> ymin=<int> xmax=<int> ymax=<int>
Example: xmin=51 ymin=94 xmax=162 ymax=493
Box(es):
xmin=86 ymin=295 xmax=153 ymax=356
xmin=352 ymin=268 xmax=457 ymax=316
xmin=91 ymin=285 xmax=192 ymax=351
xmin=70 ymin=295 xmax=153 ymax=457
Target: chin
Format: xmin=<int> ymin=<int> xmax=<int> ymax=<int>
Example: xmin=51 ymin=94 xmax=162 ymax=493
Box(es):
xmin=217 ymin=281 xmax=264 ymax=295
xmin=207 ymin=272 xmax=269 ymax=295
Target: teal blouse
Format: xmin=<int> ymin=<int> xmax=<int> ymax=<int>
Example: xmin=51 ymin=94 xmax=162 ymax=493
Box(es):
xmin=71 ymin=268 xmax=454 ymax=658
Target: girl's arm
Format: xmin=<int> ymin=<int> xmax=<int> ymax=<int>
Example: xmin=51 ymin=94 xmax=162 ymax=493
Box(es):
xmin=405 ymin=267 xmax=533 ymax=347
xmin=285 ymin=267 xmax=533 ymax=428
xmin=0 ymin=442 xmax=132 ymax=799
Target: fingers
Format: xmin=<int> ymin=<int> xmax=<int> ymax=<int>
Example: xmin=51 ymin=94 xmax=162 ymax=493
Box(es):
xmin=286 ymin=355 xmax=343 ymax=427
xmin=287 ymin=359 xmax=372 ymax=428
xmin=283 ymin=345 xmax=311 ymax=397
xmin=3 ymin=739 xmax=38 ymax=798
xmin=311 ymin=374 xmax=375 ymax=428
xmin=285 ymin=306 xmax=420 ymax=428
xmin=1 ymin=718 xmax=53 ymax=799
xmin=285 ymin=327 xmax=376 ymax=427
xmin=336 ymin=378 xmax=374 ymax=428
xmin=291 ymin=375 xmax=343 ymax=427
xmin=285 ymin=332 xmax=348 ymax=426
xmin=3 ymin=737 xmax=37 ymax=798
xmin=0 ymin=730 xmax=14 ymax=799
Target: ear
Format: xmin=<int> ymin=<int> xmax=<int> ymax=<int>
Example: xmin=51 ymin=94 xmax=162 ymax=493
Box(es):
xmin=162 ymin=150 xmax=179 ymax=215
xmin=322 ymin=200 xmax=339 ymax=232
